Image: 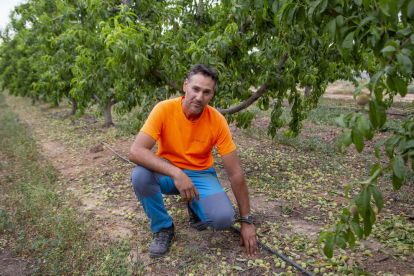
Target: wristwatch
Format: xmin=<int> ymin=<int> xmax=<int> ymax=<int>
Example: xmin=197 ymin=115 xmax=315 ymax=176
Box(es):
xmin=238 ymin=215 xmax=254 ymax=224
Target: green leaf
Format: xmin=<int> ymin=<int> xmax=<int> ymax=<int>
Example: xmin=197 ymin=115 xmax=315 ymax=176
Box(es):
xmin=386 ymin=136 xmax=400 ymax=158
xmin=352 ymin=126 xmax=364 ymax=153
xmin=387 ymin=0 xmax=398 ymax=14
xmin=342 ymin=32 xmax=355 ymax=60
xmin=369 ymin=100 xmax=379 ymax=129
xmin=368 ymin=71 xmax=385 ymax=92
xmin=229 ymin=266 xmax=243 ymax=271
xmin=324 ymin=19 xmax=336 ymax=40
xmin=381 ymin=45 xmax=396 ymax=53
xmin=335 ymin=114 xmax=347 ymax=127
xmin=362 ymin=0 xmax=371 ymax=10
xmin=406 ymin=139 xmax=414 ymax=150
xmin=393 ymin=75 xmax=407 ymax=97
xmin=396 ymin=137 xmax=406 ymax=155
xmin=353 ymin=83 xmax=368 ymax=99
xmin=369 ymin=185 xmax=384 ymax=213
xmin=307 ymin=0 xmax=323 ymax=21
xmin=397 ymin=52 xmax=412 ymax=76
xmin=338 ymin=131 xmax=352 ymax=153
xmin=353 ymin=0 xmax=362 ymax=5
xmin=357 ymin=115 xmax=373 ymax=140
xmin=347 ymin=228 xmax=356 ymax=249
xmin=392 ymin=172 xmax=404 ymax=190
xmin=355 ymin=16 xmax=374 ymax=37
xmin=386 ymin=75 xmax=397 ymax=92
xmin=393 ymin=154 xmax=406 ymax=179
xmin=335 ymin=235 xmax=347 ymax=249
xmin=408 ymin=1 xmax=414 ymax=19
xmin=351 ymin=221 xmax=363 ymax=239
xmin=336 ymin=15 xmax=344 ymax=27
xmin=399 ymin=26 xmax=413 ymax=36
xmin=323 ymin=236 xmax=334 ymax=258
xmin=363 ymin=207 xmax=373 ymax=237
xmin=356 ymin=188 xmax=370 ymax=218
xmin=379 ymin=0 xmax=390 ymax=16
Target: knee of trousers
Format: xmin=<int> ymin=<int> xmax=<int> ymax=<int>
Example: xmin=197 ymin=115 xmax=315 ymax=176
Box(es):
xmin=208 ymin=206 xmax=234 ymax=231
xmin=130 ymin=166 xmax=160 ymax=199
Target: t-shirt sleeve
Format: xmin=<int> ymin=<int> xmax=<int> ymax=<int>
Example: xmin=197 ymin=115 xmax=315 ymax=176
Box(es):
xmin=215 ymin=115 xmax=236 ymax=156
xmin=140 ymin=103 xmax=164 ymax=141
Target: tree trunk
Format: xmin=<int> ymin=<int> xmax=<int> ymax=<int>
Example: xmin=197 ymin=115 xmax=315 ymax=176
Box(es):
xmin=70 ymin=100 xmax=78 ymax=115
xmin=304 ymin=85 xmax=312 ymax=99
xmin=35 ymin=94 xmax=39 ymax=101
xmin=104 ymin=101 xmax=115 ymax=127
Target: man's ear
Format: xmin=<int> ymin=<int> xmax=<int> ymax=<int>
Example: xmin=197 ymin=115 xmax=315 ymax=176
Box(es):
xmin=183 ymin=78 xmax=188 ymax=93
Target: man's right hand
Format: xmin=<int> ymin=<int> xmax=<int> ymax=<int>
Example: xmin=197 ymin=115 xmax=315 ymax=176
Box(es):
xmin=173 ymin=171 xmax=199 ymax=203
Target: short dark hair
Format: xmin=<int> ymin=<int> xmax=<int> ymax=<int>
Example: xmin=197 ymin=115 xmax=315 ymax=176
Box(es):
xmin=187 ymin=64 xmax=219 ymax=90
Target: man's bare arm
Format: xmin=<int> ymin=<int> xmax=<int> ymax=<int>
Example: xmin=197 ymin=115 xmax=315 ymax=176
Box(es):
xmin=221 ymin=150 xmax=257 ymax=256
xmin=129 ymin=132 xmax=199 ymax=202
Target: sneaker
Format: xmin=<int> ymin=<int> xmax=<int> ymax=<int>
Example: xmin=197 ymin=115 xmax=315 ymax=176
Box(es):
xmin=149 ymin=224 xmax=175 ymax=258
xmin=187 ymin=203 xmax=207 ymax=231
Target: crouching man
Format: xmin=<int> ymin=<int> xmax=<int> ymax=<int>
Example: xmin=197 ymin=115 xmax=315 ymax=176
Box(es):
xmin=129 ymin=64 xmax=257 ymax=258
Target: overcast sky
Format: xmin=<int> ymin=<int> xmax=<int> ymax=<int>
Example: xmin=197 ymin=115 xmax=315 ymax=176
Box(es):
xmin=0 ymin=0 xmax=26 ymax=30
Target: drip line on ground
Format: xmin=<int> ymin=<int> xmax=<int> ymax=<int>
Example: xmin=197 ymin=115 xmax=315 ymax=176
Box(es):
xmin=77 ymin=119 xmax=134 ymax=165
xmin=231 ymin=226 xmax=315 ymax=276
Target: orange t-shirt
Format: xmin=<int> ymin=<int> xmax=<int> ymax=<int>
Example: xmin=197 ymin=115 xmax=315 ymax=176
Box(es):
xmin=140 ymin=96 xmax=236 ymax=170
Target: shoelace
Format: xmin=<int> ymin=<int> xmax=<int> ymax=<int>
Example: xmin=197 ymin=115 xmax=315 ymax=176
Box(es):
xmin=153 ymin=229 xmax=173 ymax=245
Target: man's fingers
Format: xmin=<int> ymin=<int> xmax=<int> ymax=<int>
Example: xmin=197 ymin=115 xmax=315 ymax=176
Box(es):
xmin=195 ymin=189 xmax=200 ymax=203
xmin=240 ymin=236 xmax=244 ymax=246
xmin=181 ymin=190 xmax=191 ymax=202
xmin=244 ymin=237 xmax=251 ymax=256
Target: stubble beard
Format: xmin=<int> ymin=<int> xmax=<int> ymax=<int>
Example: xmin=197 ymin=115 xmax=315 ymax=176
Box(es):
xmin=187 ymin=99 xmax=204 ymax=114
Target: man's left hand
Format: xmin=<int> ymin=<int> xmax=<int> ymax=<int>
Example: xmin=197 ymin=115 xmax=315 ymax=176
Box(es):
xmin=239 ymin=222 xmax=257 ymax=257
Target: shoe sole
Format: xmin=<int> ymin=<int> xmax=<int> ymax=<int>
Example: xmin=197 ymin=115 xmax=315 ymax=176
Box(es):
xmin=149 ymin=251 xmax=168 ymax=258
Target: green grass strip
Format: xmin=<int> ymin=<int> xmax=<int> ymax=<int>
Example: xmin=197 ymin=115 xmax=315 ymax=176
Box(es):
xmin=0 ymin=93 xmax=140 ymax=275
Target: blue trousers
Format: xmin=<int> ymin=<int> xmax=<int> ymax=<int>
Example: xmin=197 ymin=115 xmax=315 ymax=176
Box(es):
xmin=131 ymin=165 xmax=235 ymax=233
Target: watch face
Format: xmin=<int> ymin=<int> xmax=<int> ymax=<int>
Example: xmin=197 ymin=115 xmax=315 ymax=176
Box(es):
xmin=247 ymin=215 xmax=254 ymax=224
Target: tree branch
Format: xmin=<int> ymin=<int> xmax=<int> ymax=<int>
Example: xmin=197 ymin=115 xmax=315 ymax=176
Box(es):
xmin=218 ymin=52 xmax=288 ymax=115
xmin=92 ymin=93 xmax=101 ymax=104
xmin=194 ymin=0 xmax=204 ymax=27
xmin=150 ymin=70 xmax=184 ymax=93
xmin=240 ymin=16 xmax=253 ymax=34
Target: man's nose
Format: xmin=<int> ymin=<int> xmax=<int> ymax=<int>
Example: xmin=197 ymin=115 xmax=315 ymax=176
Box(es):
xmin=195 ymin=92 xmax=203 ymax=101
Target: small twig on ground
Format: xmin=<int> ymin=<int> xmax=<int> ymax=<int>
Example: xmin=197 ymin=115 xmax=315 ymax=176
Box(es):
xmin=178 ymin=258 xmax=193 ymax=267
xmin=378 ymin=256 xmax=389 ymax=262
xmin=292 ymin=209 xmax=304 ymax=215
xmin=143 ymin=260 xmax=162 ymax=267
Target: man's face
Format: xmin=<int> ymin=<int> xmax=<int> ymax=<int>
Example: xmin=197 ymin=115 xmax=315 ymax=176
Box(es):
xmin=183 ymin=73 xmax=215 ymax=114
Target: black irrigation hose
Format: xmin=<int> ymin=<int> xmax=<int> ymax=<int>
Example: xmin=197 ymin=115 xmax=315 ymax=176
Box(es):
xmin=324 ymin=106 xmax=413 ymax=117
xmin=280 ymin=103 xmax=414 ymax=117
xmin=230 ymin=226 xmax=315 ymax=276
xmin=77 ymin=120 xmax=135 ymax=166
xmin=78 ymin=122 xmax=313 ymax=275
